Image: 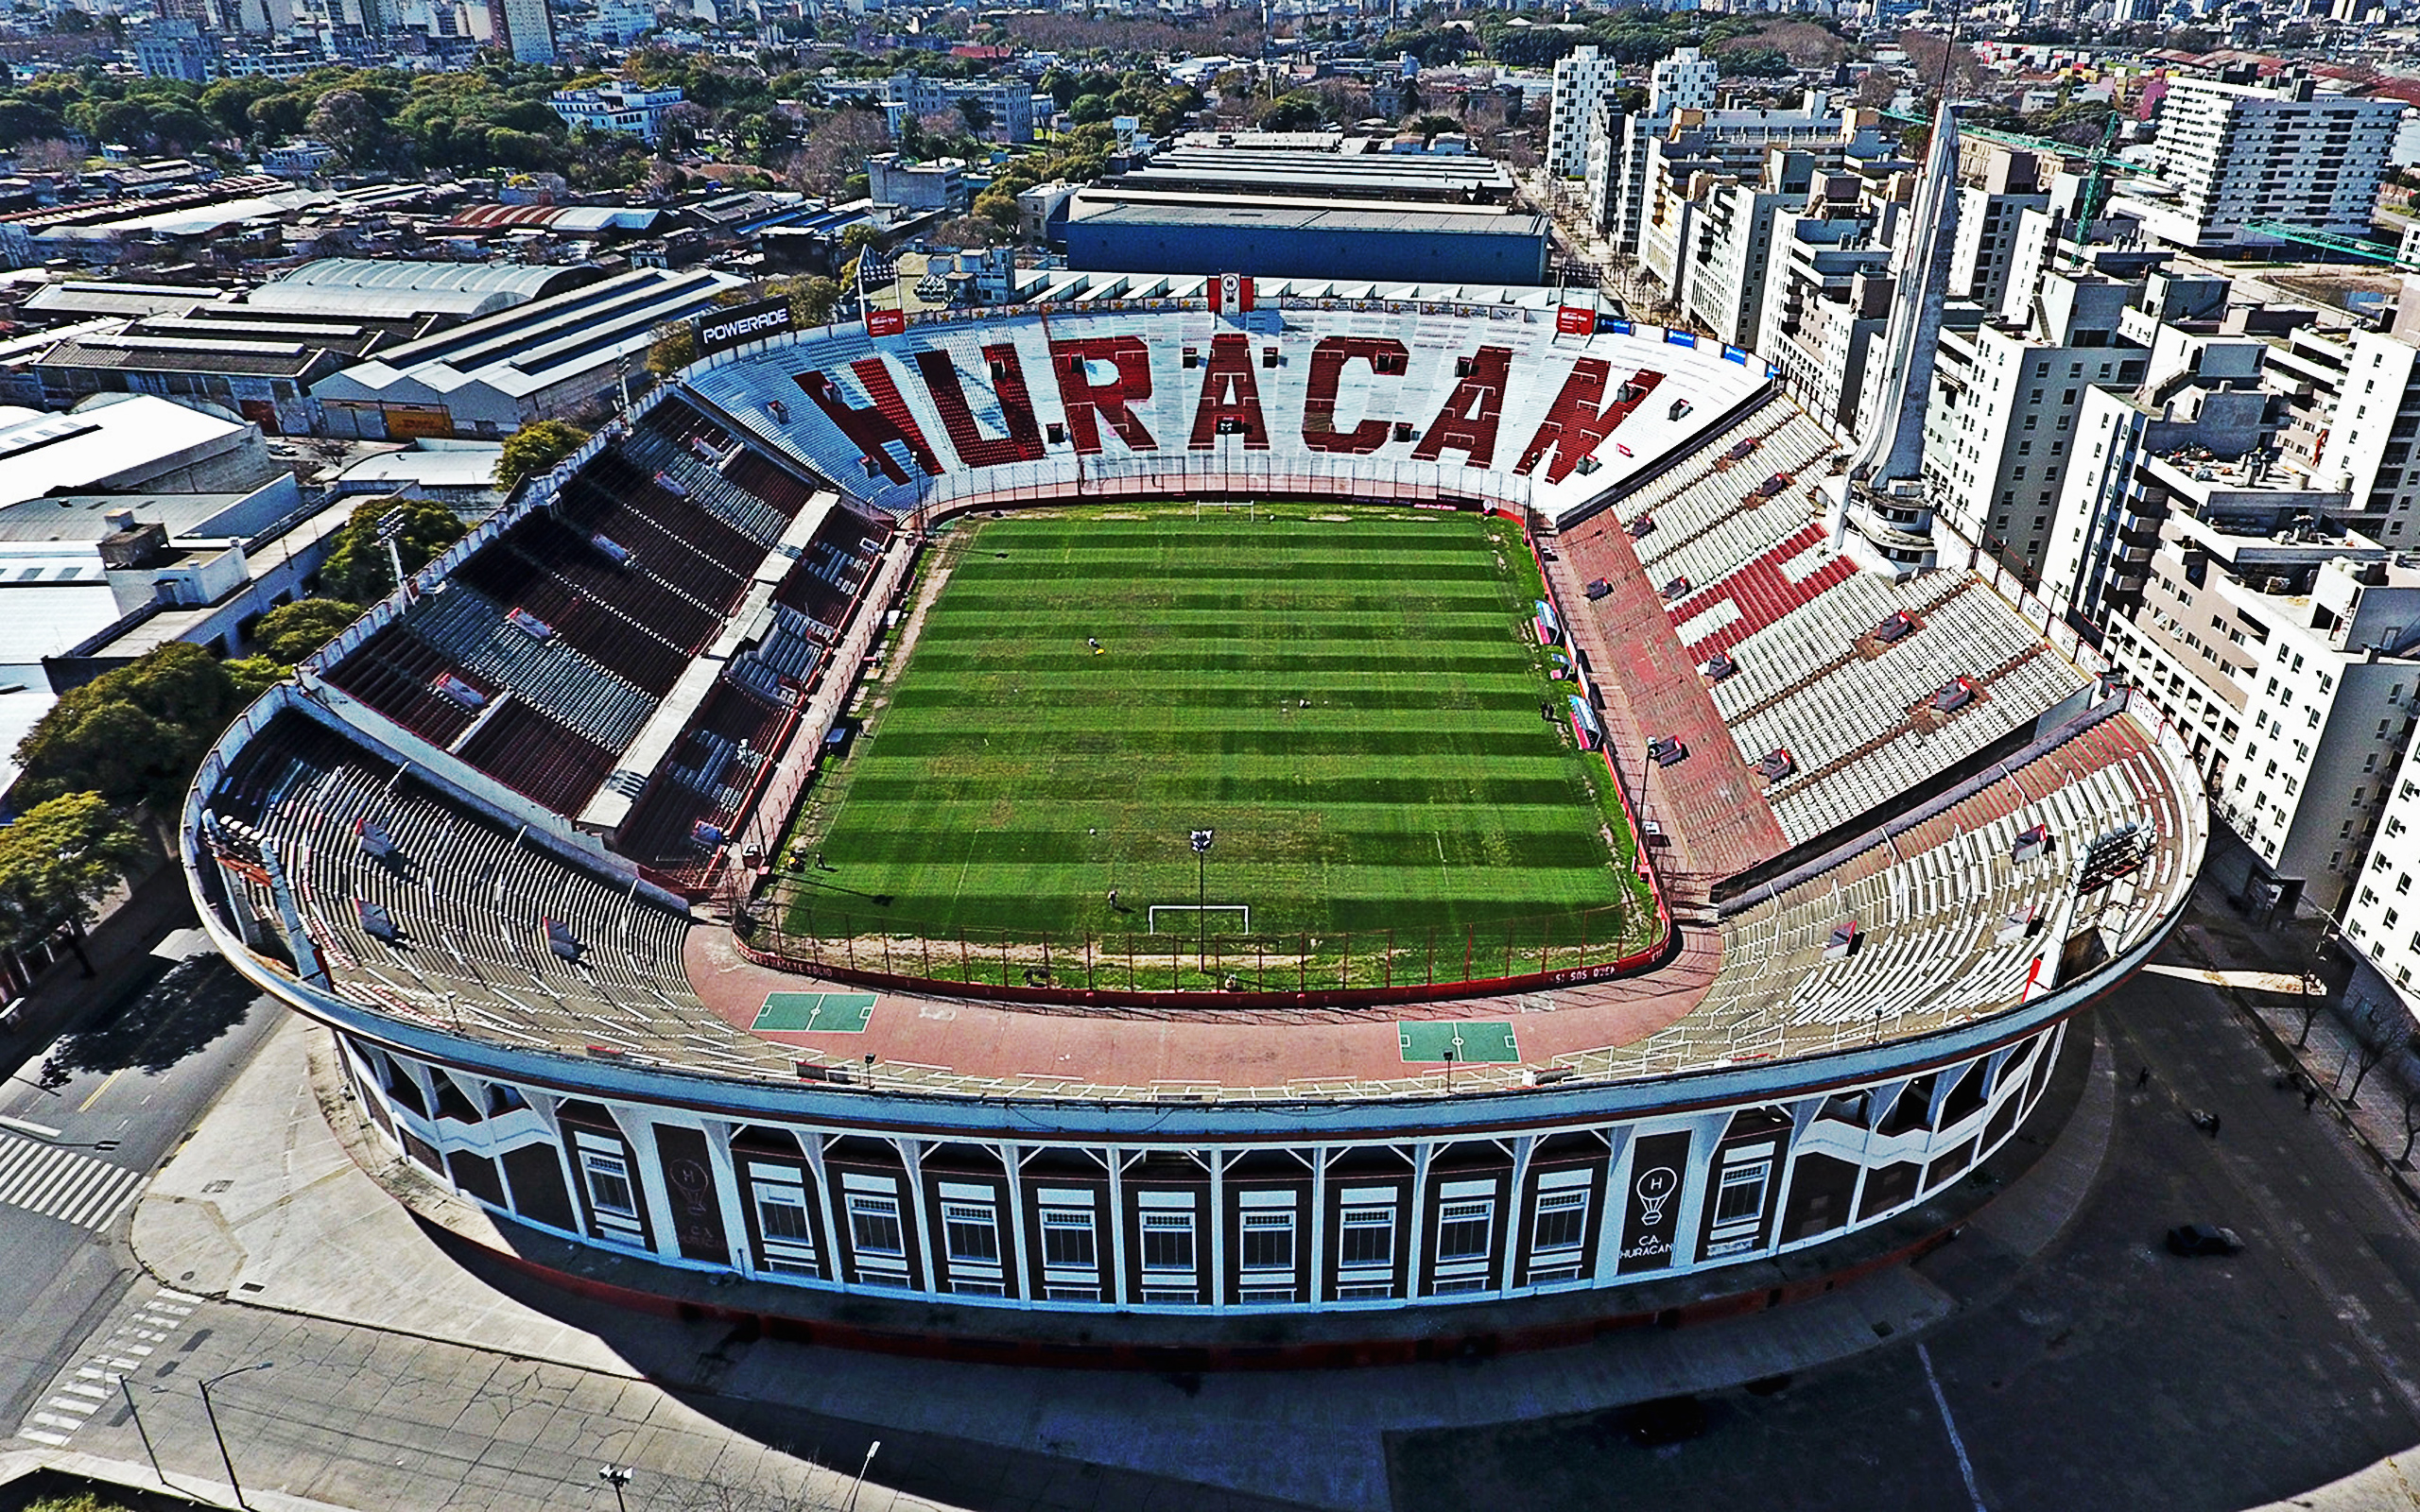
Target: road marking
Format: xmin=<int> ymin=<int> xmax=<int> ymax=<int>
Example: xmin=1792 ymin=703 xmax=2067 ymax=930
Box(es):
xmin=77 ymin=1069 xmax=122 ymax=1113
xmin=17 ymin=1287 xmax=197 ymax=1447
xmin=1918 ymin=1342 xmax=1989 ymax=1512
xmin=0 ymin=1131 xmax=142 ymax=1232
xmin=0 ymin=1115 xmax=60 ymax=1139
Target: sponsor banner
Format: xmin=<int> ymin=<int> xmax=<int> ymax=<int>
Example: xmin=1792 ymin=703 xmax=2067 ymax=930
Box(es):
xmin=696 ymin=296 xmax=795 ymax=357
xmin=1616 ymin=1129 xmax=1692 ymax=1274
xmin=1664 ymin=329 xmax=1699 ymax=349
xmin=1555 ymin=304 xmax=1595 ymax=335
xmin=1721 ymin=344 xmax=1750 ymax=366
xmin=864 ymin=306 xmax=907 ymax=338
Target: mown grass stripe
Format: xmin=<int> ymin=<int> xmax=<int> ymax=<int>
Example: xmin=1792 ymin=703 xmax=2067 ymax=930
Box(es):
xmin=785 ymin=506 xmax=1638 ymax=944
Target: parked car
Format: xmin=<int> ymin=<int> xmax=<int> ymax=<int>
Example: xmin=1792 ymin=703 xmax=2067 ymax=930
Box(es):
xmin=2165 ymin=1224 xmax=2244 ymax=1256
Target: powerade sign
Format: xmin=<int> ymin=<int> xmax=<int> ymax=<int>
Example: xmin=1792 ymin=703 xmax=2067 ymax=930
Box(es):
xmin=695 ymin=297 xmax=795 ymax=357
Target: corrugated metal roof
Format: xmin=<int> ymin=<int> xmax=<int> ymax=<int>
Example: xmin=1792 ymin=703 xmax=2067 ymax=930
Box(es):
xmin=1068 ymin=200 xmax=1549 ymax=237
xmin=251 ymin=258 xmax=599 ymax=319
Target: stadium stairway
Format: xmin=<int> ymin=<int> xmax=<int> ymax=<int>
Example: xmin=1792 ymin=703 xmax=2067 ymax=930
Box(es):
xmin=1543 ymin=518 xmax=1789 ymax=895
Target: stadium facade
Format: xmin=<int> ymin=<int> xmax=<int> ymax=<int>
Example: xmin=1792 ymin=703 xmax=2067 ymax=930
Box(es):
xmin=181 ymin=285 xmax=2206 ymax=1356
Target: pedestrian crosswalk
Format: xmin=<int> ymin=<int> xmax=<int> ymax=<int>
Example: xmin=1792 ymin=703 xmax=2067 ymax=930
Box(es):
xmin=18 ymin=1285 xmax=201 ymax=1447
xmin=0 ymin=1129 xmax=144 ymax=1232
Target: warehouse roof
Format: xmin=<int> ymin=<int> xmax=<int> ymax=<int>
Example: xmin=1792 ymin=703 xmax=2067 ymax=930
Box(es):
xmin=250 ymin=259 xmax=606 ymax=319
xmin=0 ymin=396 xmax=256 ymax=508
xmin=315 ymin=266 xmax=746 ymax=407
xmin=1066 ymin=199 xmax=1551 ymax=237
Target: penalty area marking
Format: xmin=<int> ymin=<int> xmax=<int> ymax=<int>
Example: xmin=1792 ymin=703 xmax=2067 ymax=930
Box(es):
xmin=752 ymin=991 xmax=877 ymax=1033
xmin=1398 ymin=1022 xmax=1519 ymax=1064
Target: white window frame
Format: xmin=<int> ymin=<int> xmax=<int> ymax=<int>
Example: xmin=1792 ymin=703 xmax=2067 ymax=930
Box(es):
xmin=846 ymin=1193 xmax=905 ymax=1259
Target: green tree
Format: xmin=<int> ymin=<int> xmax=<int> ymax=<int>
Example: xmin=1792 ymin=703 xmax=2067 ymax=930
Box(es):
xmin=1257 ymin=93 xmax=1322 ymax=130
xmin=646 ymin=318 xmax=698 ymax=377
xmin=493 ymin=420 xmax=592 ymax=493
xmin=782 ymin=274 xmax=842 ymax=327
xmin=253 ymin=598 xmax=363 ymax=663
xmin=317 ymin=497 xmax=471 ymax=602
xmin=0 ymin=792 xmax=149 ymax=975
xmin=222 ymin=656 xmax=288 ymax=701
xmin=972 ymin=186 xmax=1020 ymax=237
xmin=13 ymin=644 xmax=248 ymax=812
xmin=308 ymin=87 xmax=408 ymax=172
xmin=0 ymin=97 xmax=67 ymax=146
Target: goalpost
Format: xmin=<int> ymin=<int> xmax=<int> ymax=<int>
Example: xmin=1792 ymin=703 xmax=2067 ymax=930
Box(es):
xmin=1193 ymin=501 xmax=1256 ymax=522
xmin=1148 ymin=904 xmax=1250 ymax=934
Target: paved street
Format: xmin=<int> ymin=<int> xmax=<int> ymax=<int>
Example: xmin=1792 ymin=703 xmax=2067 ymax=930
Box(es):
xmin=0 ymin=941 xmax=281 ymax=1441
xmin=20 ymin=888 xmax=2420 ymax=1512
xmin=1390 ymin=959 xmax=2420 ymax=1512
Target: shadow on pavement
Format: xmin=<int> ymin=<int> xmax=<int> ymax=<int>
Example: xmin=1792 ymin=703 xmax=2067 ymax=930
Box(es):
xmin=414 ymin=1224 xmax=1328 ymax=1512
xmin=44 ymin=954 xmax=257 ymax=1077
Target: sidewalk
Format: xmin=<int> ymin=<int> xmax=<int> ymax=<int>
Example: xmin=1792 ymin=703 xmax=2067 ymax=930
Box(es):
xmin=2165 ymin=897 xmax=2420 ymax=1203
xmin=26 ymin=1001 xmax=2124 ymax=1512
xmin=2 ymin=860 xmax=198 ymax=1076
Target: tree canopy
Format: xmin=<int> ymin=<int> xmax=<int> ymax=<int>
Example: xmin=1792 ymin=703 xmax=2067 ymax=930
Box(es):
xmin=317 ymin=497 xmax=472 ymax=603
xmin=0 ymin=791 xmax=148 ymax=964
xmin=13 ymin=644 xmax=252 ymax=813
xmin=253 ymin=598 xmax=364 ymax=664
xmin=494 ymin=421 xmax=594 ymax=494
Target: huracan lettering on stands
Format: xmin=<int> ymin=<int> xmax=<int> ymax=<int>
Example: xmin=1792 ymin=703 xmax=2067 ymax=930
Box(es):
xmin=1514 ymin=362 xmax=1663 ymax=484
xmin=915 ymin=344 xmax=1045 ymax=468
xmin=1412 ymin=346 xmax=1513 ymax=467
xmin=794 ymin=360 xmax=942 ymax=483
xmin=1186 ymin=332 xmax=1271 ymax=451
xmin=1047 ymin=336 xmax=1158 ymax=455
xmin=1301 ymin=335 xmax=1408 ymax=455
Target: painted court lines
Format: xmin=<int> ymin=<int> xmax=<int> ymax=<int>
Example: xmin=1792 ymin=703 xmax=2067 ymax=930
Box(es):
xmin=751 ymin=990 xmax=877 ymax=1034
xmin=0 ymin=1130 xmax=144 ymax=1232
xmin=1398 ymin=1022 xmax=1520 ymax=1064
xmin=19 ymin=1286 xmax=202 ymax=1447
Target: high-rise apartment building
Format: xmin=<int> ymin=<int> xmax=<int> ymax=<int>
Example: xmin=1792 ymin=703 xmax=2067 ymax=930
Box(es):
xmin=488 ymin=0 xmax=554 ymax=63
xmin=2128 ymin=74 xmax=2403 ymax=250
xmin=1548 ymin=44 xmax=1629 ymax=180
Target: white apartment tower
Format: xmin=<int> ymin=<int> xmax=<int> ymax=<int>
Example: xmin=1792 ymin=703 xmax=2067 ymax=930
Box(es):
xmin=1548 ymin=45 xmax=1627 ymax=180
xmin=2132 ymin=75 xmax=2403 ymax=250
xmin=1920 ymin=272 xmax=2150 ymax=578
xmin=2314 ymin=327 xmax=2420 ymax=547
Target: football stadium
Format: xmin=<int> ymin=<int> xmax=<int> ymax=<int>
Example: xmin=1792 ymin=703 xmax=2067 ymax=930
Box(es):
xmin=181 ymin=284 xmax=2206 ymax=1360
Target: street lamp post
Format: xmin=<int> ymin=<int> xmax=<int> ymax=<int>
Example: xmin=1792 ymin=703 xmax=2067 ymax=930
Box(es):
xmin=844 ymin=1440 xmax=882 ymax=1512
xmin=598 ymin=1465 xmax=633 ymax=1512
xmin=374 ymin=508 xmax=406 ymax=596
xmin=198 ymin=1362 xmax=272 ymax=1511
xmin=1190 ymin=829 xmax=1215 ymax=973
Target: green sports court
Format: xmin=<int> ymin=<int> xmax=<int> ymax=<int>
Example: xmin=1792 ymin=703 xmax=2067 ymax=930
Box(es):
xmin=750 ymin=991 xmax=878 ymax=1033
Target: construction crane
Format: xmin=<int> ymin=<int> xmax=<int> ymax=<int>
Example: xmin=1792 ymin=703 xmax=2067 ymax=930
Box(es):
xmin=1882 ymin=106 xmax=2151 ymax=269
xmin=2239 ymin=219 xmax=2420 ymax=272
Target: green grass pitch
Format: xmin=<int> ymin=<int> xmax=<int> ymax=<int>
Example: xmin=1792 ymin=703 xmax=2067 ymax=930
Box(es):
xmin=782 ymin=506 xmax=1642 ymax=964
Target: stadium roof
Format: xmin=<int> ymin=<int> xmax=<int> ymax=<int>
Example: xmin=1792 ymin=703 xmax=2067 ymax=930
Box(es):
xmin=250 ymin=259 xmax=605 ymax=319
